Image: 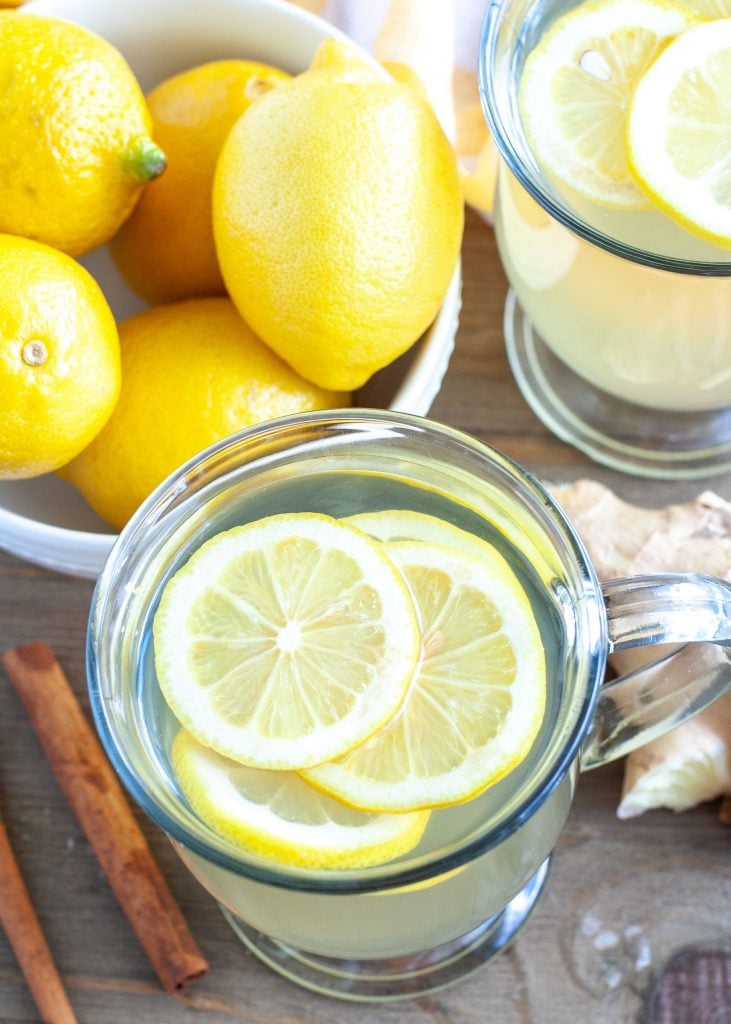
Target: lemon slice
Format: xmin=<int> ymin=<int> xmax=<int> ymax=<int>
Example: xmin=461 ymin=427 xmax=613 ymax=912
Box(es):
xmin=627 ymin=19 xmax=731 ymax=247
xmin=348 ymin=508 xmax=503 ymax=557
xmin=172 ymin=729 xmax=430 ymax=869
xmin=154 ymin=513 xmax=420 ymax=770
xmin=303 ymin=539 xmax=546 ymax=811
xmin=519 ymin=0 xmax=697 ymax=207
xmin=681 ymin=0 xmax=731 ymax=14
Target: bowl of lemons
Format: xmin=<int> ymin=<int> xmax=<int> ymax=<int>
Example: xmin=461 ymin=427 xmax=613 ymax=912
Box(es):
xmin=0 ymin=0 xmax=463 ymax=577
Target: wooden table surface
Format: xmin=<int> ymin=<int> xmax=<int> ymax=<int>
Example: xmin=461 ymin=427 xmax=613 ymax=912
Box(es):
xmin=1 ymin=210 xmax=729 ymax=1024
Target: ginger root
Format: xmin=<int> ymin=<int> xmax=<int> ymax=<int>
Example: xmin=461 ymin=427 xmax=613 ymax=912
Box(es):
xmin=552 ymin=481 xmax=731 ymax=821
xmin=617 ymin=694 xmax=731 ymax=819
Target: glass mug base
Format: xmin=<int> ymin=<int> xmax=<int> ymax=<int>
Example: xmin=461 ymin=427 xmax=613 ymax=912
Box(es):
xmin=504 ymin=289 xmax=731 ymax=480
xmin=219 ymin=857 xmax=551 ymax=1002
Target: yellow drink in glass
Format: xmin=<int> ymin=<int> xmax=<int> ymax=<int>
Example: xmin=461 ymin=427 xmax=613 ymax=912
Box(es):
xmin=481 ymin=0 xmax=731 ymax=476
xmin=88 ymin=412 xmax=731 ymax=999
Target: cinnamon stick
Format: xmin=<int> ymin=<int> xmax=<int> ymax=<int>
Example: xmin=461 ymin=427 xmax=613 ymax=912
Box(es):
xmin=0 ymin=808 xmax=78 ymax=1024
xmin=1 ymin=643 xmax=208 ymax=992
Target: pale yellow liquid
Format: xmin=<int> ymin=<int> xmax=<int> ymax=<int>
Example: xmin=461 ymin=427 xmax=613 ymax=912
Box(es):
xmin=176 ymin=775 xmax=574 ymax=959
xmin=140 ymin=464 xmax=576 ymax=961
xmin=496 ymin=134 xmax=731 ymax=413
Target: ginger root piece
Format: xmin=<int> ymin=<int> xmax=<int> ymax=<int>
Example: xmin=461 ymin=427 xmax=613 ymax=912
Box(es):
xmin=617 ymin=694 xmax=731 ymax=818
xmin=552 ymin=481 xmax=731 ymax=819
xmin=551 ymin=480 xmax=731 ymax=582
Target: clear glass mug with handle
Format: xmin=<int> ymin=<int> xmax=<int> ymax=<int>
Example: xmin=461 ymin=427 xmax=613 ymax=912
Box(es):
xmin=87 ymin=410 xmax=731 ymax=1002
xmin=478 ymin=0 xmax=731 ymax=479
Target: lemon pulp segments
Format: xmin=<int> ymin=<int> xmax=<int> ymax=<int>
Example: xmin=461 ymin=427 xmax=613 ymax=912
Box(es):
xmin=153 ymin=513 xmax=420 ymax=770
xmin=626 ymin=18 xmax=731 ymax=246
xmin=303 ymin=537 xmax=546 ymax=812
xmin=173 ymin=729 xmax=430 ymax=870
xmin=519 ymin=0 xmax=697 ymax=207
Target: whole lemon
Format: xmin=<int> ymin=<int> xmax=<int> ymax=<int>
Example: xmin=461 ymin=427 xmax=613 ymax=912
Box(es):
xmin=0 ymin=235 xmax=120 ymax=479
xmin=0 ymin=13 xmax=166 ymax=257
xmin=110 ymin=60 xmax=289 ymax=304
xmin=213 ymin=39 xmax=463 ymax=392
xmin=62 ymin=298 xmax=348 ymax=529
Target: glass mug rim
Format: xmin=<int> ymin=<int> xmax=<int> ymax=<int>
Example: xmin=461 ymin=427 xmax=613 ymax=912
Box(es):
xmin=87 ymin=409 xmax=606 ymax=895
xmin=478 ymin=0 xmax=731 ymax=278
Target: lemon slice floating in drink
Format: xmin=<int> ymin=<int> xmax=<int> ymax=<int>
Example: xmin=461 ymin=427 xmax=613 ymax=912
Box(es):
xmin=627 ymin=19 xmax=731 ymax=247
xmin=518 ymin=0 xmax=697 ymax=207
xmin=348 ymin=508 xmax=506 ymax=557
xmin=303 ymin=536 xmax=546 ymax=812
xmin=154 ymin=513 xmax=420 ymax=770
xmin=172 ymin=729 xmax=430 ymax=869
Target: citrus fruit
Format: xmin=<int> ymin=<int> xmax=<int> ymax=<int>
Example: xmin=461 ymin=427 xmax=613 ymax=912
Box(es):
xmin=348 ymin=508 xmax=503 ymax=557
xmin=110 ymin=59 xmax=289 ymax=304
xmin=61 ymin=298 xmax=346 ymax=529
xmin=627 ymin=19 xmax=731 ymax=247
xmin=518 ymin=0 xmax=697 ymax=208
xmin=213 ymin=38 xmax=463 ymax=391
xmin=303 ymin=538 xmax=546 ymax=812
xmin=153 ymin=513 xmax=421 ymax=770
xmin=172 ymin=729 xmax=430 ymax=869
xmin=0 ymin=234 xmax=120 ymax=479
xmin=349 ymin=507 xmax=556 ymax=588
xmin=0 ymin=13 xmax=166 ymax=257
xmin=681 ymin=0 xmax=731 ymax=13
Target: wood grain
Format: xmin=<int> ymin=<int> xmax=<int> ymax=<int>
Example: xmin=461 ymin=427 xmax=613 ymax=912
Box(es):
xmin=0 ymin=810 xmax=78 ymax=1024
xmin=0 ymin=211 xmax=729 ymax=1024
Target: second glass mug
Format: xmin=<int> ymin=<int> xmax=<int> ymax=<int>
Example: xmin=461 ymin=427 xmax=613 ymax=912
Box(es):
xmin=479 ymin=0 xmax=731 ymax=480
xmin=88 ymin=410 xmax=731 ymax=1001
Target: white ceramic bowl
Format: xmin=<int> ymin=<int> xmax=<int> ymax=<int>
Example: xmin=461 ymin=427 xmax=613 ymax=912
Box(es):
xmin=0 ymin=0 xmax=461 ymax=578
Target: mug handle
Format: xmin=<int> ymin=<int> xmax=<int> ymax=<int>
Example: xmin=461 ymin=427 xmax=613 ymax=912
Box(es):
xmin=580 ymin=573 xmax=731 ymax=770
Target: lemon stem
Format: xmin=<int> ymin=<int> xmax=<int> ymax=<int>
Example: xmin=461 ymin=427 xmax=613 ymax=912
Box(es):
xmin=122 ymin=136 xmax=167 ymax=183
xmin=21 ymin=340 xmax=48 ymax=367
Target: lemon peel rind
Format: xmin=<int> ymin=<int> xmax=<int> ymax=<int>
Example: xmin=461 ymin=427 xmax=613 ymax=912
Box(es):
xmin=626 ymin=18 xmax=731 ymax=249
xmin=154 ymin=513 xmax=420 ymax=771
xmin=519 ymin=0 xmax=698 ymax=209
xmin=303 ymin=539 xmax=547 ymax=812
xmin=347 ymin=509 xmax=518 ymax=572
xmin=172 ymin=730 xmax=430 ymax=870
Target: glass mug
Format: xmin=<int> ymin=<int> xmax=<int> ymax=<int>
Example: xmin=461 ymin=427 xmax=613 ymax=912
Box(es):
xmin=87 ymin=411 xmax=731 ymax=1001
xmin=479 ymin=0 xmax=731 ymax=479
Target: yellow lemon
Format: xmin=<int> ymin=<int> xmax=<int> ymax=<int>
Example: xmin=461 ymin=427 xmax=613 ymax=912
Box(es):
xmin=304 ymin=534 xmax=546 ymax=812
xmin=213 ymin=39 xmax=463 ymax=391
xmin=0 ymin=13 xmax=166 ymax=257
xmin=627 ymin=19 xmax=731 ymax=247
xmin=110 ymin=60 xmax=289 ymax=304
xmin=519 ymin=0 xmax=697 ymax=208
xmin=62 ymin=299 xmax=347 ymax=529
xmin=172 ymin=729 xmax=430 ymax=870
xmin=680 ymin=0 xmax=731 ymax=11
xmin=0 ymin=235 xmax=120 ymax=479
xmin=154 ymin=513 xmax=421 ymax=770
